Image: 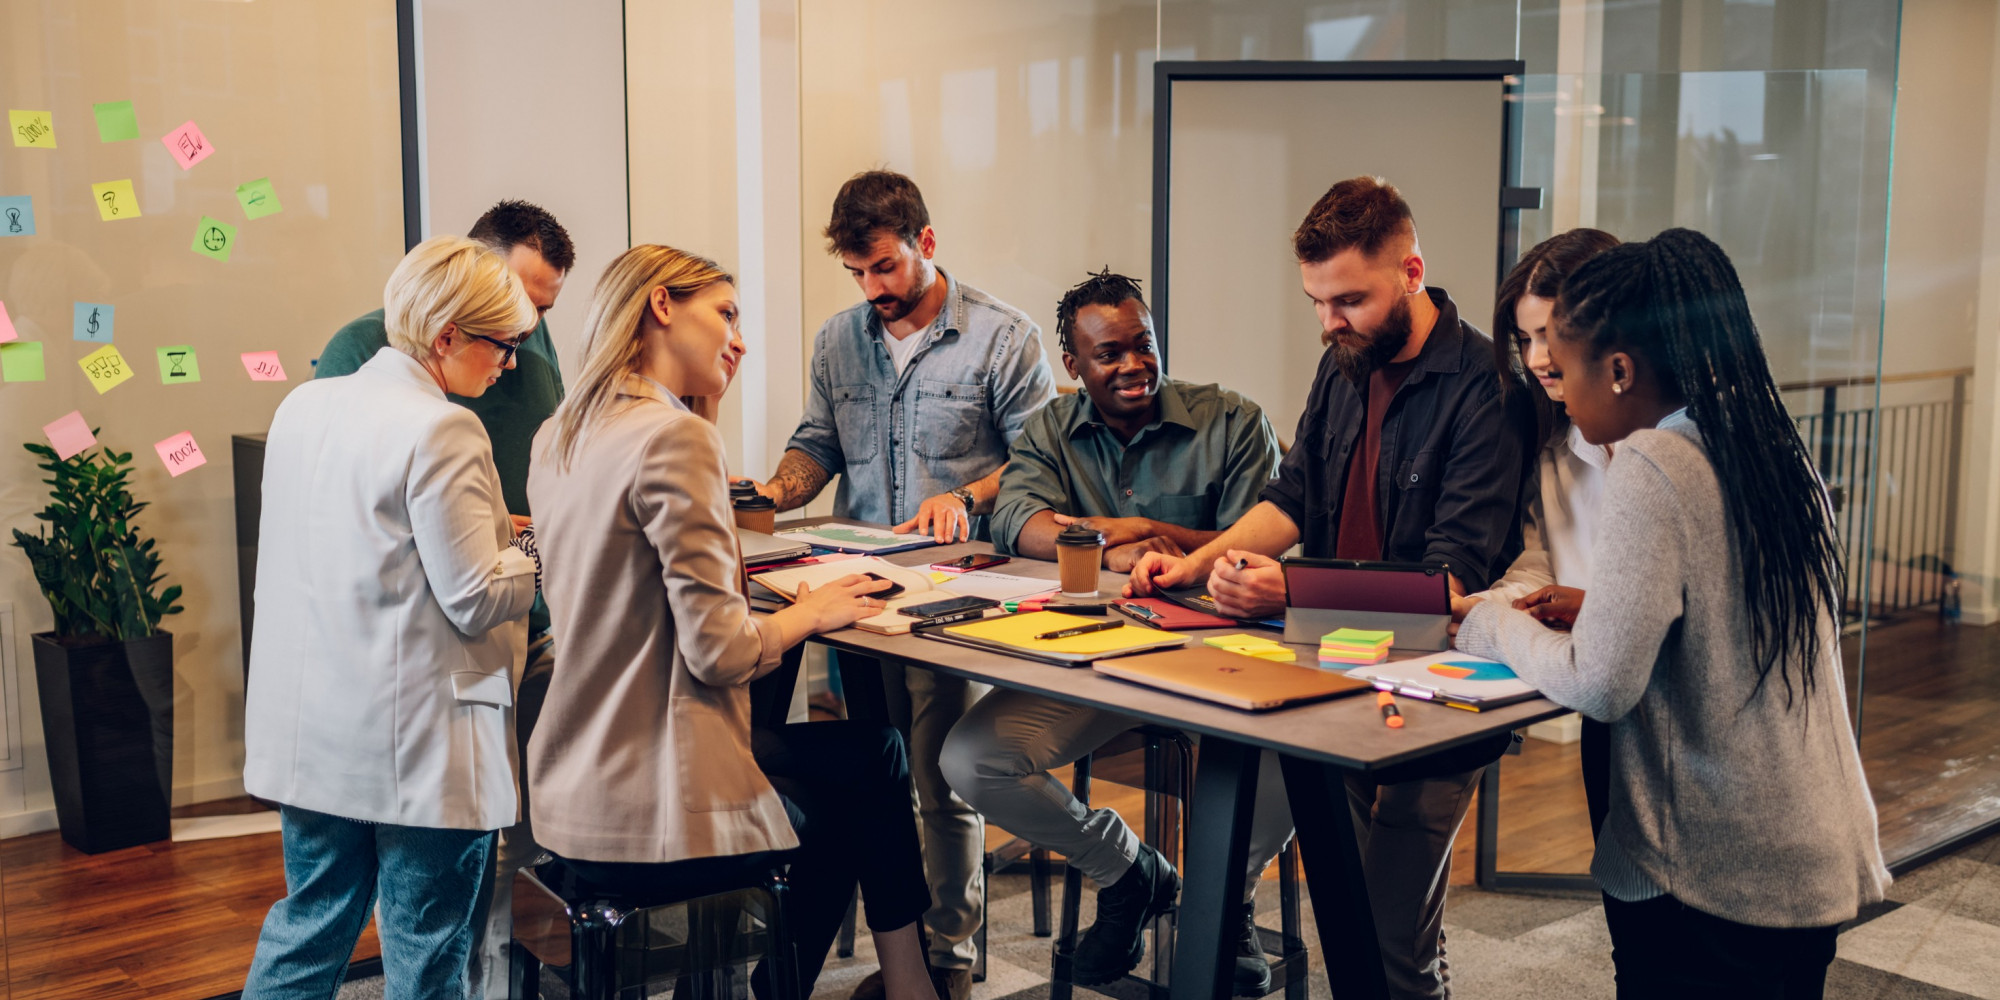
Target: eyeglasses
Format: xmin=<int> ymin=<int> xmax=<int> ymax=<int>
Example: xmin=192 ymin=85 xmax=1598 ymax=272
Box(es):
xmin=461 ymin=331 xmax=523 ymax=366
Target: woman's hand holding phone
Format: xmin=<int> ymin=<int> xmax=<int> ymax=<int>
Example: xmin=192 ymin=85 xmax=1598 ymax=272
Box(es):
xmin=794 ymin=574 xmax=897 ymax=633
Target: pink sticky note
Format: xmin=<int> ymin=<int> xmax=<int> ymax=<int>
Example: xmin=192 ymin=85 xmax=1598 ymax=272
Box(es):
xmin=43 ymin=411 xmax=97 ymax=461
xmin=241 ymin=350 xmax=287 ymax=381
xmin=161 ymin=120 xmax=215 ymax=170
xmin=154 ymin=431 xmax=207 ymax=477
xmin=0 ymin=299 xmax=15 ymax=343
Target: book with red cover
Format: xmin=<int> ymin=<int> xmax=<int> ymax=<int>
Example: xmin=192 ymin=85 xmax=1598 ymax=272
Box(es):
xmin=1113 ymin=598 xmax=1237 ymax=631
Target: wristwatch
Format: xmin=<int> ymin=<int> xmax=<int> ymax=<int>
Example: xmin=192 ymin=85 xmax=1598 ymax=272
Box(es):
xmin=949 ymin=487 xmax=975 ymax=512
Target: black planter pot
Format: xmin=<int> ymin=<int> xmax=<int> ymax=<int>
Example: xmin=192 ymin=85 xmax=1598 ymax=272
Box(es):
xmin=31 ymin=630 xmax=174 ymax=854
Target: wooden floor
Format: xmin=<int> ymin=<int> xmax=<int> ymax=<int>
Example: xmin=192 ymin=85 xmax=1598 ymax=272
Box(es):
xmin=0 ymin=614 xmax=1990 ymax=999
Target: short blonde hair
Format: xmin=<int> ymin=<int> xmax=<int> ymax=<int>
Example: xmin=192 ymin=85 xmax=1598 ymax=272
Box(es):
xmin=382 ymin=235 xmax=536 ymax=358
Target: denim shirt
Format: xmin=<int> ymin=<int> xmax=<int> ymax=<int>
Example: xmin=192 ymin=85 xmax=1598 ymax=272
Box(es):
xmin=786 ymin=270 xmax=1055 ymax=528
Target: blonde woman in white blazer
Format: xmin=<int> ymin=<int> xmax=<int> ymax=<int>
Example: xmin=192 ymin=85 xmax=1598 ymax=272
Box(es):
xmin=242 ymin=236 xmax=541 ymax=1000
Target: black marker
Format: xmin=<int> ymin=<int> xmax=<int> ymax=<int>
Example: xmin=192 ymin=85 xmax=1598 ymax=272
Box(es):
xmin=1033 ymin=621 xmax=1124 ymax=641
xmin=1234 ymin=557 xmax=1248 ymax=571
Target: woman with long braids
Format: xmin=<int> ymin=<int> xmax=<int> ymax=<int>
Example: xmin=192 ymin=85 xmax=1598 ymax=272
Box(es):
xmin=1453 ymin=228 xmax=1888 ymax=997
xmin=1458 ymin=227 xmax=1622 ymax=838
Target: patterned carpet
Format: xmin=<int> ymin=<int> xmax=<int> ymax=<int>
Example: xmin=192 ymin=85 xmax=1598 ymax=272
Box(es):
xmin=335 ymin=828 xmax=2000 ymax=999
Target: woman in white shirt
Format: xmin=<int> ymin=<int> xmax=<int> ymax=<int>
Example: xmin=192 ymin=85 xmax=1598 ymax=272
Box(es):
xmin=1464 ymin=227 xmax=1621 ymax=835
xmin=242 ymin=236 xmax=541 ymax=999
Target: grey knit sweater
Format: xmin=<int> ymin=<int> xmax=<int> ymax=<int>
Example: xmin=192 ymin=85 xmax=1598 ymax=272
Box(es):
xmin=1458 ymin=419 xmax=1890 ymax=928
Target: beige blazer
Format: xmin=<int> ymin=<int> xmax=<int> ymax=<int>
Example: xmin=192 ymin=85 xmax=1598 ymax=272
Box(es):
xmin=525 ymin=375 xmax=796 ymax=863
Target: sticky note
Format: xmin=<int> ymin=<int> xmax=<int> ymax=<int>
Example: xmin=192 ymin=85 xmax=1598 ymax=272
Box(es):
xmin=10 ymin=110 xmax=55 ymax=148
xmin=43 ymin=411 xmax=96 ymax=461
xmin=235 ymin=177 xmax=282 ymax=220
xmin=241 ymin=350 xmax=286 ymax=381
xmin=161 ymin=120 xmax=214 ymax=169
xmin=0 ymin=196 xmax=34 ymax=236
xmin=92 ymin=180 xmax=141 ymax=221
xmin=157 ymin=345 xmax=201 ymax=384
xmin=191 ymin=216 xmax=235 ymax=261
xmin=154 ymin=431 xmax=207 ymax=477
xmin=93 ymin=100 xmax=139 ymax=142
xmin=0 ymin=300 xmax=15 ymax=343
xmin=1 ymin=341 xmax=46 ymax=382
xmin=78 ymin=343 xmax=134 ymax=394
xmin=73 ymin=302 xmax=115 ymax=343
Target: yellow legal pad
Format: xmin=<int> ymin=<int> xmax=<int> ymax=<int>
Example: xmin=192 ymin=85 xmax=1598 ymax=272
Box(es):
xmin=944 ymin=612 xmax=1190 ymax=656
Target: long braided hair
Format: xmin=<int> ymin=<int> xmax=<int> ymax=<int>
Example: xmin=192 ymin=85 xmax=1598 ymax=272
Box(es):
xmin=1555 ymin=228 xmax=1843 ymax=709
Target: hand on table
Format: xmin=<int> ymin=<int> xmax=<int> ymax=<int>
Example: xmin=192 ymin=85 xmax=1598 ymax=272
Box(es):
xmin=1104 ymin=536 xmax=1183 ymax=573
xmin=894 ymin=493 xmax=972 ymax=544
xmin=1122 ymin=550 xmax=1201 ymax=597
xmin=1207 ymin=550 xmax=1285 ymax=618
xmin=1514 ymin=585 xmax=1585 ymax=631
xmin=1052 ymin=513 xmax=1162 ymax=549
xmin=793 ymin=574 xmax=896 ymax=633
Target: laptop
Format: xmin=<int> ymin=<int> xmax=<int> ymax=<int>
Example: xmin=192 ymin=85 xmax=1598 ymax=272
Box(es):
xmin=738 ymin=528 xmax=812 ymax=566
xmin=1280 ymin=557 xmax=1453 ymax=650
xmin=1092 ymin=646 xmax=1371 ymax=711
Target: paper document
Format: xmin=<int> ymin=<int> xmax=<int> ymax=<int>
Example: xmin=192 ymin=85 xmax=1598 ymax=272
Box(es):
xmin=775 ymin=523 xmax=938 ymax=555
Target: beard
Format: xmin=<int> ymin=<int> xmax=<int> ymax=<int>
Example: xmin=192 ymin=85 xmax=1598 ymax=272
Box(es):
xmin=870 ymin=272 xmax=933 ymax=323
xmin=1326 ymin=293 xmax=1414 ymax=382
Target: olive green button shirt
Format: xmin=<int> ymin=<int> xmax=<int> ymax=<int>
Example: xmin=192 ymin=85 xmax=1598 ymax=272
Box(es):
xmin=989 ymin=378 xmax=1282 ymax=553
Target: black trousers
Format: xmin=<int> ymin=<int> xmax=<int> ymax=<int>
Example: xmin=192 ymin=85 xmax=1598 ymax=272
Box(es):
xmin=558 ymin=721 xmax=932 ymax=997
xmin=1602 ymin=893 xmax=1840 ymax=1000
xmin=1581 ymin=716 xmax=1610 ymax=840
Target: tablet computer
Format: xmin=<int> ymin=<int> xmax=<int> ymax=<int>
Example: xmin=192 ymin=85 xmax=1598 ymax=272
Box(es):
xmin=1280 ymin=557 xmax=1453 ymax=650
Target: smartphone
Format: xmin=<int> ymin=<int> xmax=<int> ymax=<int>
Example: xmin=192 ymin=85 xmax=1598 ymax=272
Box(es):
xmin=931 ymin=552 xmax=1011 ymax=573
xmin=902 ymin=595 xmax=1001 ymax=620
xmin=859 ymin=572 xmax=906 ymax=600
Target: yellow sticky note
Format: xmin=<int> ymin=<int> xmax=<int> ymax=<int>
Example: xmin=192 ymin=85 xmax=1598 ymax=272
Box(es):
xmin=11 ymin=110 xmax=56 ymax=148
xmin=929 ymin=571 xmax=955 ymax=584
xmin=78 ymin=343 xmax=134 ymax=394
xmin=91 ymin=180 xmax=141 ymax=221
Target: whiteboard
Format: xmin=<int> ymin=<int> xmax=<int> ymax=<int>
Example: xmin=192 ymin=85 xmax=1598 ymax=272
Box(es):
xmin=1158 ymin=73 xmax=1510 ymax=440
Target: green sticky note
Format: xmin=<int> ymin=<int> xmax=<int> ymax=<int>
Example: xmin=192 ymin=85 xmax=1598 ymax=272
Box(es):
xmin=191 ymin=215 xmax=236 ymax=261
xmin=157 ymin=345 xmax=202 ymax=384
xmin=93 ymin=100 xmax=139 ymax=142
xmin=1 ymin=341 xmax=46 ymax=381
xmin=235 ymin=177 xmax=282 ymax=220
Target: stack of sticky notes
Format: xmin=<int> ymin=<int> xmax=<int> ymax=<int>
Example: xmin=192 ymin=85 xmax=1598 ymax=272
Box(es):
xmin=1203 ymin=633 xmax=1296 ymax=662
xmin=1319 ymin=628 xmax=1393 ymax=668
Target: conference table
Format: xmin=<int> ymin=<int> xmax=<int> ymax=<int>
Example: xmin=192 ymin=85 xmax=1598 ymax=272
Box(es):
xmin=757 ymin=519 xmax=1567 ymax=1000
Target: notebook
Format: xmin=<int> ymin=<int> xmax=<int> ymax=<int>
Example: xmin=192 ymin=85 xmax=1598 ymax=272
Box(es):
xmin=915 ymin=611 xmax=1190 ymax=666
xmin=750 ymin=557 xmax=971 ymax=634
xmin=773 ymin=523 xmax=939 ymax=555
xmin=1093 ymin=647 xmax=1371 ymax=711
xmin=1344 ymin=650 xmax=1540 ymax=711
xmin=1112 ymin=597 xmax=1237 ymax=631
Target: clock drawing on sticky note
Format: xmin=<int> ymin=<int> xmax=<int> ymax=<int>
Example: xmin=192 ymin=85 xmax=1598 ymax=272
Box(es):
xmin=1427 ymin=661 xmax=1518 ymax=682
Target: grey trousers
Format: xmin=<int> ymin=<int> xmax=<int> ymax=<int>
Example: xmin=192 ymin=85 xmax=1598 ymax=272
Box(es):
xmin=1342 ymin=767 xmax=1483 ymax=1000
xmin=877 ymin=659 xmax=988 ymax=972
xmin=939 ymin=687 xmax=1294 ymax=895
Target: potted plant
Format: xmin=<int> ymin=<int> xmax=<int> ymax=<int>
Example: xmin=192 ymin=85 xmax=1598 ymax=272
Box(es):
xmin=9 ymin=437 xmax=184 ymax=854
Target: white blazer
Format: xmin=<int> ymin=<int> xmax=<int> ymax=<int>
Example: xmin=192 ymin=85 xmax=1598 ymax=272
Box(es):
xmin=244 ymin=347 xmax=537 ymax=831
xmin=1479 ymin=423 xmax=1610 ymax=603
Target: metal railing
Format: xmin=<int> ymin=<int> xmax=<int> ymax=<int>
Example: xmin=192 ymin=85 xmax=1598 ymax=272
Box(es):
xmin=1782 ymin=368 xmax=1971 ymax=618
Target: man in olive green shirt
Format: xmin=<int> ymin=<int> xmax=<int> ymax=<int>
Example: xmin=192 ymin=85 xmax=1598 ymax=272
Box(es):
xmin=312 ymin=200 xmax=572 ymax=1000
xmin=943 ymin=271 xmax=1290 ymax=996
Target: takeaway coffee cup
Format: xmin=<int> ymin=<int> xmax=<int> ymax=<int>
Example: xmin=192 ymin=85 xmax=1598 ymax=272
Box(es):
xmin=1055 ymin=524 xmax=1106 ymax=597
xmin=733 ymin=494 xmax=777 ymax=534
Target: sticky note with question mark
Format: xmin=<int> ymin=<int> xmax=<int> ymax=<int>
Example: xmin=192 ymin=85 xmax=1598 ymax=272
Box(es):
xmin=91 ymin=179 xmax=140 ymax=221
xmin=0 ymin=196 xmax=34 ymax=236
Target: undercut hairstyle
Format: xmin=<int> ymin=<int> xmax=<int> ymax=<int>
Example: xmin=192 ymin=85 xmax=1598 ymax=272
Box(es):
xmin=1555 ymin=228 xmax=1843 ymax=712
xmin=1292 ymin=176 xmax=1417 ymax=266
xmin=468 ymin=199 xmax=576 ymax=272
xmin=825 ymin=170 xmax=930 ymax=258
xmin=1055 ymin=268 xmax=1147 ymax=355
xmin=1494 ymin=228 xmax=1622 ymax=450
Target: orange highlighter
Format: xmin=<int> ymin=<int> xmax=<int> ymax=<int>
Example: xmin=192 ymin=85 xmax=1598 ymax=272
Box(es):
xmin=1377 ymin=690 xmax=1405 ymax=728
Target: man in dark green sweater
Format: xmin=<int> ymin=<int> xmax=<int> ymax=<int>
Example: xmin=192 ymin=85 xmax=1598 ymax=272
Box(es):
xmin=312 ymin=199 xmax=573 ymax=1000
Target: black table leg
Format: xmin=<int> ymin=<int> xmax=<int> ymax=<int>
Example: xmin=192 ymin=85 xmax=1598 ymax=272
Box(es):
xmin=1169 ymin=737 xmax=1259 ymax=1000
xmin=1279 ymin=755 xmax=1389 ymax=999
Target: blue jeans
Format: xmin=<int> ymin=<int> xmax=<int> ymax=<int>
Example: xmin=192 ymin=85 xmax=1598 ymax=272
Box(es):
xmin=243 ymin=805 xmax=496 ymax=999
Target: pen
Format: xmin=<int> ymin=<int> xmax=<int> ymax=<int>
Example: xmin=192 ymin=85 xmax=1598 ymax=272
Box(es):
xmin=1112 ymin=602 xmax=1162 ymax=628
xmin=1377 ymin=690 xmax=1405 ymax=729
xmin=1034 ymin=621 xmax=1124 ymax=641
xmin=1234 ymin=557 xmax=1248 ymax=571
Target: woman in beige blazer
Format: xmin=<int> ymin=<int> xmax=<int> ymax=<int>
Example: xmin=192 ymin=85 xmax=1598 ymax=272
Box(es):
xmin=526 ymin=245 xmax=939 ymax=1000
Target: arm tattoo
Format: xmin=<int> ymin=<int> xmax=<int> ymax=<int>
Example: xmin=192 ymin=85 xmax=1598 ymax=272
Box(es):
xmin=768 ymin=450 xmax=832 ymax=512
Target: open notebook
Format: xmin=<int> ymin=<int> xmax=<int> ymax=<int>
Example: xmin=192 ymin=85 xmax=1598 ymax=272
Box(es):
xmin=750 ymin=558 xmax=1053 ymax=634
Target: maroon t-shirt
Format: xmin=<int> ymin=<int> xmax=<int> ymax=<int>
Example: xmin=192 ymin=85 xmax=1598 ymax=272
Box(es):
xmin=1335 ymin=358 xmax=1417 ymax=560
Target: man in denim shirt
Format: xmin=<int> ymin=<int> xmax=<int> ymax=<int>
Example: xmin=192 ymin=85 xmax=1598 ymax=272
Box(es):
xmin=755 ymin=171 xmax=1053 ymax=999
xmin=1129 ymin=178 xmax=1529 ymax=999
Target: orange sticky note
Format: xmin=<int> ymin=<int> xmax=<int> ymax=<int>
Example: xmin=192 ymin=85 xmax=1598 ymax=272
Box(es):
xmin=43 ymin=411 xmax=96 ymax=461
xmin=154 ymin=431 xmax=207 ymax=477
xmin=240 ymin=351 xmax=286 ymax=381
